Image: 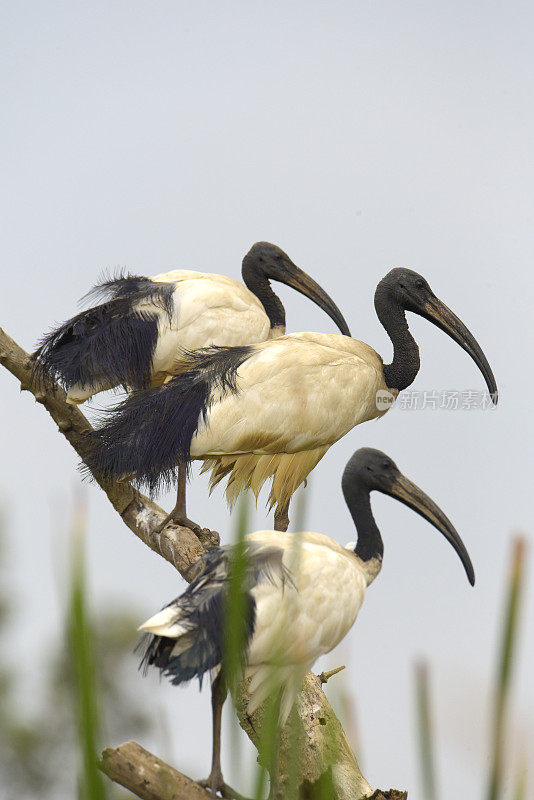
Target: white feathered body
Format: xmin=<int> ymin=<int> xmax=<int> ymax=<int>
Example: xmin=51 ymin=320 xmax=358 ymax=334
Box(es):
xmin=140 ymin=529 xmax=380 ymax=723
xmin=192 ymin=333 xmax=397 ymax=509
xmin=244 ymin=530 xmax=375 ymax=722
xmin=67 ymin=270 xmax=273 ymax=404
xmin=149 ymin=270 xmax=272 ymax=380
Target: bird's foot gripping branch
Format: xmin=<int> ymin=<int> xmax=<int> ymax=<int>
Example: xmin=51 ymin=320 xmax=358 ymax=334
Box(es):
xmin=0 ymin=325 xmax=408 ymax=799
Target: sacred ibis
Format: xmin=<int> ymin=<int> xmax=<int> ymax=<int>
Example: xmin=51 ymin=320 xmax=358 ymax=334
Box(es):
xmin=33 ymin=242 xmax=349 ymax=532
xmin=138 ymin=447 xmax=474 ymax=797
xmin=86 ymin=267 xmax=497 ymax=531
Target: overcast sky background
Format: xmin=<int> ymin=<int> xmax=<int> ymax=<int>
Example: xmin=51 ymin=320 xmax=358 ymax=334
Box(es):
xmin=1 ymin=2 xmax=533 ymax=797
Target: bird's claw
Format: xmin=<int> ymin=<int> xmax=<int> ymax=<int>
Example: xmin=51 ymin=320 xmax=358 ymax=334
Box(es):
xmin=153 ymin=510 xmax=204 ymax=536
xmin=196 ymin=527 xmax=220 ymax=548
xmin=153 ymin=512 xmax=220 ymax=546
xmin=199 ymin=772 xmax=249 ymax=799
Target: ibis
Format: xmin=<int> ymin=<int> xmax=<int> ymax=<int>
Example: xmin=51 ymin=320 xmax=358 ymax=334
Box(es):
xmin=87 ymin=267 xmax=497 ymax=531
xmin=33 ymin=242 xmax=349 ymax=532
xmin=138 ymin=447 xmax=474 ymax=797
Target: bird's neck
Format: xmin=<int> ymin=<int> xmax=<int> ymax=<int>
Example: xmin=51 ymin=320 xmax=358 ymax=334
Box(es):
xmin=374 ymin=291 xmax=420 ymax=391
xmin=346 ymin=487 xmax=384 ymax=584
xmin=242 ymin=263 xmax=286 ymax=331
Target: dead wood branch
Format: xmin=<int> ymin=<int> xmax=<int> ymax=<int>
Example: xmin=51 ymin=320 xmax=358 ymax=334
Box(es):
xmin=319 ymin=665 xmax=346 ymax=684
xmin=99 ymin=740 xmax=210 ymax=800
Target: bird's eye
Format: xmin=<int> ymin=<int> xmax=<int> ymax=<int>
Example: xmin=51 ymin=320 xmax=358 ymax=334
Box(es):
xmin=415 ymin=279 xmax=425 ymax=290
xmin=381 ymin=461 xmax=392 ymax=469
xmin=398 ymin=283 xmax=405 ymax=290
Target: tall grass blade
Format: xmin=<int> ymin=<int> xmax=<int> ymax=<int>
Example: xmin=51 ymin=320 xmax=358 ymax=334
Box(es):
xmin=67 ymin=497 xmax=106 ymax=800
xmin=512 ymin=750 xmax=527 ymax=800
xmin=283 ymin=702 xmax=304 ymax=799
xmin=292 ymin=478 xmax=310 ymax=533
xmin=253 ymin=686 xmax=281 ymax=800
xmin=414 ymin=660 xmax=438 ymax=800
xmin=327 ymin=663 xmax=364 ymax=768
xmin=225 ymin=495 xmax=250 ymax=788
xmin=224 ymin=495 xmax=250 ymax=690
xmin=486 ymin=536 xmax=527 ymax=800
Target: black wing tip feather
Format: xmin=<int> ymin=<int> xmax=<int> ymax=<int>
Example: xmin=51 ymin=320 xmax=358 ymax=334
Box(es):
xmin=136 ymin=635 xmax=211 ymax=688
xmin=135 ymin=632 xmax=202 ymax=686
xmin=180 ymin=344 xmax=254 ymax=388
xmin=32 ymin=275 xmax=176 ymax=393
xmin=136 ymin=545 xmax=260 ymax=689
xmin=82 ymin=378 xmax=209 ymax=493
xmin=32 ymin=302 xmax=165 ymax=393
xmin=136 ymin=543 xmax=291 ymax=691
xmin=84 ymin=344 xmax=255 ymax=493
xmin=81 ymin=269 xmax=150 ymax=305
xmin=81 ymin=271 xmax=174 ymax=319
xmin=29 ymin=348 xmax=57 ymax=390
xmin=136 ymin=631 xmax=159 ymax=676
xmin=136 ymin=608 xmax=225 ymax=689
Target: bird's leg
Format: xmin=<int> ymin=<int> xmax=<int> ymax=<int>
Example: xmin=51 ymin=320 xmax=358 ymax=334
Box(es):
xmin=199 ymin=673 xmax=249 ymax=799
xmin=201 ymin=672 xmax=227 ymax=795
xmin=154 ymin=465 xmax=203 ymax=535
xmin=273 ymin=501 xmax=290 ymax=532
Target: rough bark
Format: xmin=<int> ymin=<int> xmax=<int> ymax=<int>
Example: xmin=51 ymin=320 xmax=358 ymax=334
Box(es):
xmin=99 ymin=741 xmax=210 ymax=800
xmin=235 ymin=671 xmax=372 ymax=799
xmin=370 ymin=793 xmax=407 ymax=800
xmin=0 ymin=326 xmax=406 ymax=799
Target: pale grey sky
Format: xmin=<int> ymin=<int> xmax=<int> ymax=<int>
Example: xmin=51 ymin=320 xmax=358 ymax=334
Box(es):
xmin=1 ymin=2 xmax=533 ymax=797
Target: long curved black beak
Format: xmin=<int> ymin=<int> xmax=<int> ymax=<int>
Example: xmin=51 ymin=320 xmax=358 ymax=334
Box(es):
xmin=418 ymin=294 xmax=498 ymax=404
xmin=278 ymin=262 xmax=351 ymax=336
xmin=383 ymin=473 xmax=475 ymax=585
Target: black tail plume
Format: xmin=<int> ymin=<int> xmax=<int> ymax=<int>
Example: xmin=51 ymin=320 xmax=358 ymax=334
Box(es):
xmin=32 ymin=276 xmax=175 ymax=392
xmin=136 ymin=546 xmax=258 ymax=687
xmin=82 ymin=272 xmax=174 ymax=316
xmin=136 ymin=632 xmax=221 ymax=686
xmin=83 ymin=345 xmax=254 ymax=493
xmin=136 ymin=621 xmax=225 ymax=687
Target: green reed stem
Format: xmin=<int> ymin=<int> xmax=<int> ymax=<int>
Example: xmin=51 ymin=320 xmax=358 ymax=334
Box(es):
xmin=67 ymin=500 xmax=106 ymax=800
xmin=486 ymin=537 xmax=527 ymax=800
xmin=415 ymin=660 xmax=438 ymax=800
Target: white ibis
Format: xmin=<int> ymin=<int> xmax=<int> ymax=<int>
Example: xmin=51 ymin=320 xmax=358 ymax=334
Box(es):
xmin=138 ymin=447 xmax=474 ymax=798
xmin=86 ymin=267 xmax=497 ymax=531
xmin=33 ymin=242 xmax=350 ymax=401
xmin=33 ymin=242 xmax=349 ymax=532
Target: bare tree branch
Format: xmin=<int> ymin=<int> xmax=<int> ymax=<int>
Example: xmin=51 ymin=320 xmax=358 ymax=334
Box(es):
xmin=99 ymin=741 xmax=210 ymax=800
xmin=0 ymin=326 xmax=210 ymax=575
xmin=319 ymin=665 xmax=346 ymax=684
xmin=1 ymin=325 xmax=406 ymax=799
